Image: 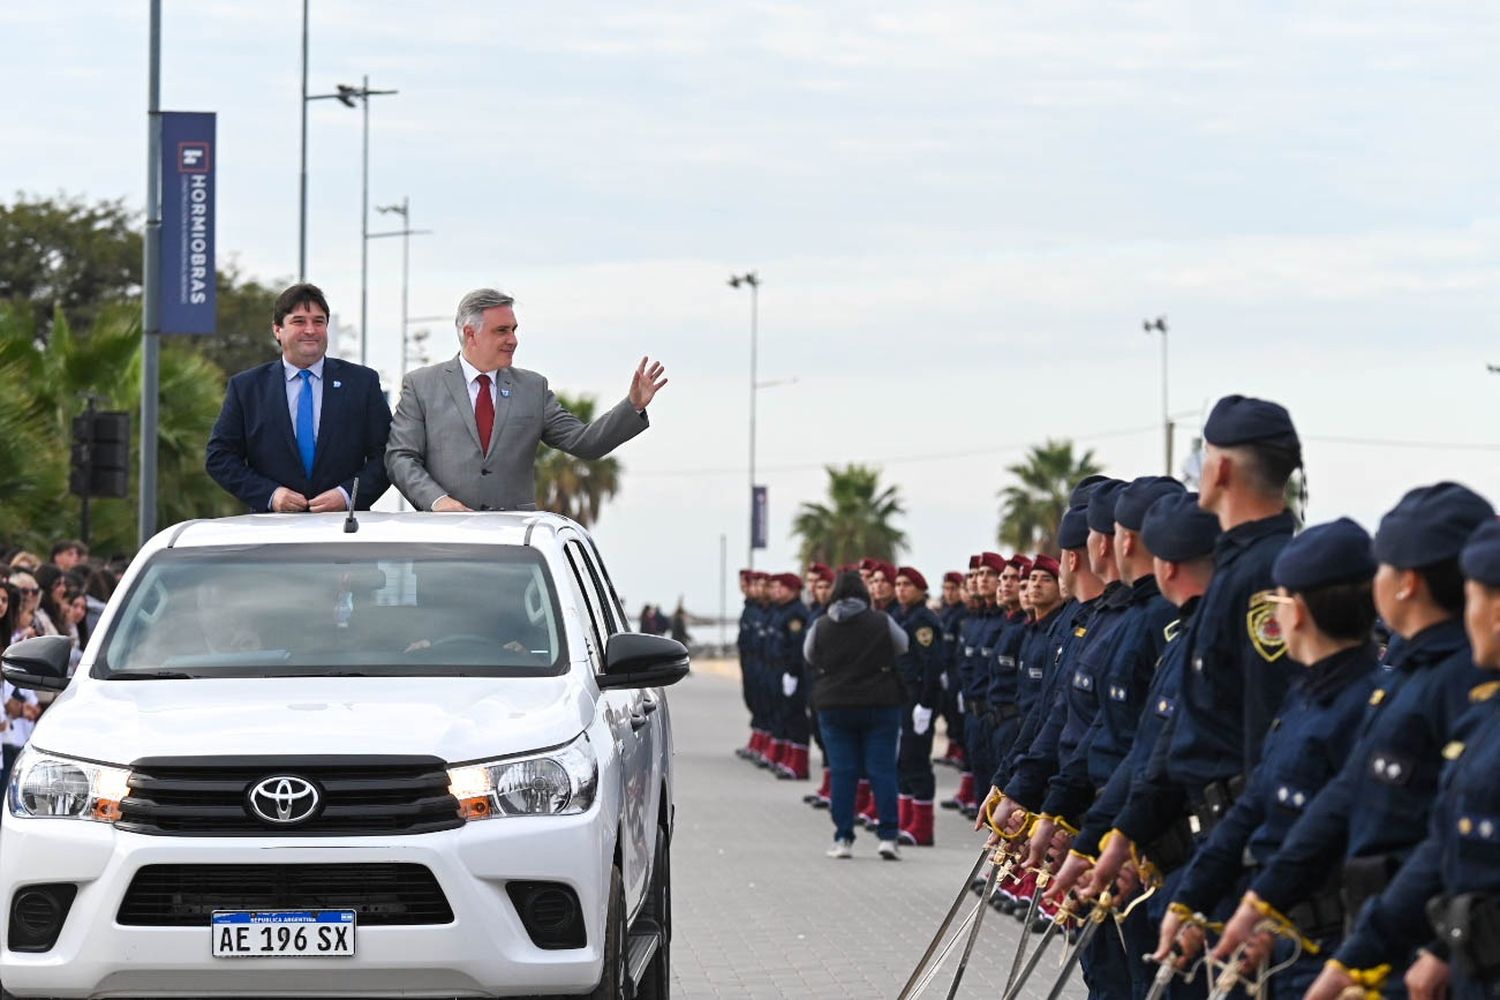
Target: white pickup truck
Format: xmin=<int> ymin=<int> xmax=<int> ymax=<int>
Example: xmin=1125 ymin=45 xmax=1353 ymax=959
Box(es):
xmin=0 ymin=512 xmax=684 ymax=999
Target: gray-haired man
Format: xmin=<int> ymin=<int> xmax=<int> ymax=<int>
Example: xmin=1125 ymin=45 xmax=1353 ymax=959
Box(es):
xmin=385 ymin=288 xmax=668 ymax=512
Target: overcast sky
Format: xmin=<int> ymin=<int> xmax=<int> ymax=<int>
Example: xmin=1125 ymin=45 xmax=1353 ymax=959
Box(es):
xmin=5 ymin=2 xmax=1500 ymax=629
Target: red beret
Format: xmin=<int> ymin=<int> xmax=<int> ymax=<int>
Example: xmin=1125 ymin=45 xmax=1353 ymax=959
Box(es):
xmin=896 ymin=566 xmax=928 ymax=591
xmin=750 ymin=571 xmax=769 ymax=582
xmin=858 ymin=557 xmax=880 ymax=573
xmin=875 ymin=560 xmax=898 ymax=581
xmin=943 ymin=571 xmax=964 ymax=586
xmin=739 ymin=569 xmax=753 ymax=581
xmin=773 ymin=572 xmax=803 ymax=592
xmin=806 ymin=563 xmax=834 ymax=583
xmin=1009 ymin=554 xmax=1033 ymax=577
xmin=967 ymin=554 xmax=982 ymax=570
xmin=1031 ymin=554 xmax=1061 ymax=579
xmin=979 ymin=552 xmax=1006 ymax=573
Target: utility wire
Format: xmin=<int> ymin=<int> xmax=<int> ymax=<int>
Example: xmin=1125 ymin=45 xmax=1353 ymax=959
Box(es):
xmin=630 ymin=428 xmax=1500 ymax=480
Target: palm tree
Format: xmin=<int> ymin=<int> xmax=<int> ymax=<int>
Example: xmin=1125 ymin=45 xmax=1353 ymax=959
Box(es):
xmin=0 ymin=301 xmax=238 ymax=554
xmin=533 ymin=393 xmax=622 ymax=527
xmin=792 ymin=464 xmax=906 ymax=568
xmin=997 ymin=439 xmax=1103 ymax=554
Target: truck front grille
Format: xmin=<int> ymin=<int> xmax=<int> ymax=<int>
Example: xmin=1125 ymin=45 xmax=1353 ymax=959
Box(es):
xmin=116 ymin=863 xmax=454 ymax=926
xmin=117 ymin=755 xmax=464 ymax=836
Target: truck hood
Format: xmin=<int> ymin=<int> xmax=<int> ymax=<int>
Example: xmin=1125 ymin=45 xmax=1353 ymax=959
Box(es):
xmin=29 ymin=675 xmax=594 ymax=766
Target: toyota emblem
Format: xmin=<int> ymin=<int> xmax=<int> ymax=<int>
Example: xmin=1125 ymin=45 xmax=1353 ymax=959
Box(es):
xmin=247 ymin=776 xmax=320 ymax=825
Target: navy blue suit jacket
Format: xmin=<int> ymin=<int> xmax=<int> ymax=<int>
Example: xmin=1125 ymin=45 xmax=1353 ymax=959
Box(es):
xmin=205 ymin=357 xmax=393 ymax=511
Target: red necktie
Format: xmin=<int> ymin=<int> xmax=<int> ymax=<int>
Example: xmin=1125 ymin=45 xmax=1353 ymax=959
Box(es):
xmin=474 ymin=373 xmax=495 ymax=454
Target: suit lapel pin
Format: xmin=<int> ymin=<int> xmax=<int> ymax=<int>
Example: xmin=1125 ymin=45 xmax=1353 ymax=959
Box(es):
xmin=500 ymin=387 xmax=511 ymax=397
xmin=332 ymin=380 xmax=342 ymax=388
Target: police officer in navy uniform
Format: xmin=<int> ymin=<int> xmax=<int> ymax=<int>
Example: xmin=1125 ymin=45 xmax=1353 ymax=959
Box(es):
xmin=735 ymin=570 xmax=759 ymax=761
xmin=955 ymin=552 xmax=1008 ymax=819
xmin=1212 ymin=483 xmax=1495 ymax=997
xmin=1332 ymin=517 xmax=1500 ymax=1000
xmin=935 ymin=570 xmax=969 ymax=770
xmin=941 ymin=556 xmax=987 ymax=814
xmin=1087 ymin=396 xmax=1303 ymax=895
xmin=767 ymin=572 xmax=812 ymax=780
xmin=1153 ymin=518 xmax=1382 ymax=998
xmin=1056 ymin=493 xmax=1221 ymax=969
xmin=892 ymin=567 xmax=945 ymax=846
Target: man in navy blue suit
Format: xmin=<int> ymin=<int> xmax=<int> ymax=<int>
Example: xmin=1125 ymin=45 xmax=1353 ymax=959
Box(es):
xmin=206 ymin=283 xmax=392 ymax=512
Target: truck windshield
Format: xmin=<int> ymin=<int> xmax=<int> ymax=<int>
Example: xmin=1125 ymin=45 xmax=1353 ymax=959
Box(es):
xmin=95 ymin=543 xmax=567 ymax=678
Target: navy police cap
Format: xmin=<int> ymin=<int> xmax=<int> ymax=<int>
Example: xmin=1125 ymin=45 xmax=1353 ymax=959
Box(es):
xmin=1141 ymin=492 xmax=1220 ymax=562
xmin=1372 ymin=482 xmax=1494 ymax=569
xmin=1114 ymin=476 xmax=1186 ymax=532
xmin=1057 ymin=504 xmax=1092 ymax=550
xmin=1203 ymin=395 xmax=1300 ymax=453
xmin=1272 ymin=518 xmax=1375 ymax=592
xmin=1069 ymin=474 xmax=1112 ymax=508
xmin=1085 ymin=480 xmax=1126 ymax=536
xmin=1459 ymin=519 xmax=1500 ymax=588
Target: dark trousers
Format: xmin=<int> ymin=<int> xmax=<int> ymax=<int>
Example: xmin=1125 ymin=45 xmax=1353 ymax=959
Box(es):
xmin=776 ymin=684 xmax=811 ymax=745
xmin=819 ymin=706 xmax=901 ymax=842
xmin=897 ymin=703 xmax=935 ymax=799
xmin=941 ymin=672 xmax=964 ymax=745
xmin=964 ymin=706 xmax=993 ymax=787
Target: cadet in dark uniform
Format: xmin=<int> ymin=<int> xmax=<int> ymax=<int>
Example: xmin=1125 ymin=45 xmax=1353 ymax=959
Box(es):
xmin=735 ymin=569 xmax=759 ymax=761
xmin=935 ymin=570 xmax=968 ymax=770
xmin=1213 ymin=483 xmax=1494 ymax=997
xmin=767 ymin=572 xmax=812 ymax=780
xmin=957 ymin=552 xmax=1008 ymax=819
xmin=1153 ymin=518 xmax=1381 ymax=999
xmin=892 ymin=567 xmax=945 ymax=846
xmin=940 ymin=558 xmax=983 ymax=811
xmin=1087 ymin=396 xmax=1303 ymax=895
xmin=1331 ymin=518 xmax=1500 ymax=1000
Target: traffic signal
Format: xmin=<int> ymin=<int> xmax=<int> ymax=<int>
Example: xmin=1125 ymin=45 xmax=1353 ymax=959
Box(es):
xmin=69 ymin=410 xmax=131 ymax=499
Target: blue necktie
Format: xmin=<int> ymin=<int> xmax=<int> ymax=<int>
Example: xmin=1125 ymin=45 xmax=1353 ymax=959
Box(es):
xmin=296 ymin=369 xmax=316 ymax=478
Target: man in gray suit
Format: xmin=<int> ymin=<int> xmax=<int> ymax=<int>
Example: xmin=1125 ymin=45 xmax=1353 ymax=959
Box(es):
xmin=386 ymin=288 xmax=668 ymax=512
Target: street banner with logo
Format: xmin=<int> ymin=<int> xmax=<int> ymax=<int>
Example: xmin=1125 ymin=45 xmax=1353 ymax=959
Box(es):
xmin=159 ymin=111 xmax=216 ymax=333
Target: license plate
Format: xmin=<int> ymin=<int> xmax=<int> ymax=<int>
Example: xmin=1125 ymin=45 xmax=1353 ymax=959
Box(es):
xmin=211 ymin=910 xmax=356 ymax=958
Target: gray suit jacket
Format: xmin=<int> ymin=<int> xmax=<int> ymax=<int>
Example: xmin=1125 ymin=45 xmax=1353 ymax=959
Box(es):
xmin=385 ymin=357 xmax=648 ymax=511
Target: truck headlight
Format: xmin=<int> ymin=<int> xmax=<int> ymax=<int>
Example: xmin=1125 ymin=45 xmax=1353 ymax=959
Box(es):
xmin=447 ymin=732 xmax=598 ymax=819
xmin=7 ymin=748 xmax=131 ymax=822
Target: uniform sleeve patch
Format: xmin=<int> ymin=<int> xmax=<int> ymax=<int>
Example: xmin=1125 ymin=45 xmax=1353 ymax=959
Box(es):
xmin=1443 ymin=741 xmax=1466 ymax=761
xmin=1369 ymin=688 xmax=1386 ymax=706
xmin=1163 ymin=619 xmax=1182 ymax=643
xmin=1469 ymin=680 xmax=1500 ymax=704
xmin=788 ymin=618 xmax=803 ymax=633
xmin=915 ymin=626 xmax=935 ymax=647
xmin=1246 ymin=590 xmax=1286 ymax=663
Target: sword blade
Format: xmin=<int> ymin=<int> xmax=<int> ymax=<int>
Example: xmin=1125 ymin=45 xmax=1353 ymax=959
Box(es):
xmin=1002 ymin=917 xmax=1063 ymax=1000
xmin=943 ymin=858 xmax=1005 ymax=1000
xmin=907 ymin=897 xmax=987 ymax=999
xmin=1042 ymin=916 xmax=1102 ymax=1000
xmin=1144 ymin=960 xmax=1179 ymax=1000
xmin=896 ymin=846 xmax=994 ymax=1000
xmin=1004 ymin=883 xmax=1044 ymax=996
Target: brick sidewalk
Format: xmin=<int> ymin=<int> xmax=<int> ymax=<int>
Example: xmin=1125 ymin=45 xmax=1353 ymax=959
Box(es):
xmin=665 ymin=664 xmax=1088 ymax=999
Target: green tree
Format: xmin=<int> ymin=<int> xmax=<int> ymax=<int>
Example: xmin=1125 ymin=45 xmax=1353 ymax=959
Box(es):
xmin=0 ymin=301 xmax=239 ymax=556
xmin=792 ymin=464 xmax=906 ymax=568
xmin=0 ymin=194 xmax=141 ymax=334
xmin=996 ymin=439 xmax=1103 ymax=554
xmin=533 ymin=394 xmax=622 ymax=527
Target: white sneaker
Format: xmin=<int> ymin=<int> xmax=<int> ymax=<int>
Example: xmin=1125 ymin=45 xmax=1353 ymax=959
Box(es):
xmin=826 ymin=839 xmax=854 ymax=859
xmin=878 ymin=839 xmax=901 ymax=861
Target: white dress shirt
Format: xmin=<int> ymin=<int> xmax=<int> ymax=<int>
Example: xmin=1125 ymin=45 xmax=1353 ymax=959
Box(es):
xmin=433 ymin=356 xmax=504 ymax=510
xmin=275 ymin=356 xmax=349 ymax=509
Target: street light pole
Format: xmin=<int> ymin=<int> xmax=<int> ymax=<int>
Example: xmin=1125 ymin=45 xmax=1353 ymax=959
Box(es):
xmin=300 ymin=78 xmax=396 ymax=357
xmin=139 ymin=0 xmax=163 ymax=547
xmin=297 ymin=0 xmax=309 ymax=279
xmin=1143 ymin=316 xmax=1170 ymax=474
xmin=728 ymin=272 xmax=760 ymax=569
xmin=371 ymin=198 xmax=432 ymax=387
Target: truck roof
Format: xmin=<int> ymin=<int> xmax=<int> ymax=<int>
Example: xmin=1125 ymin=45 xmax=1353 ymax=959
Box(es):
xmin=162 ymin=511 xmax=576 ymax=550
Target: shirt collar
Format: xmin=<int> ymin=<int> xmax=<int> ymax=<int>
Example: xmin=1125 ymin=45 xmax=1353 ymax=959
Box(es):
xmin=283 ymin=357 xmax=325 ymax=382
xmin=1387 ymin=618 xmax=1469 ymax=673
xmin=1301 ymin=643 xmax=1379 ymax=704
xmin=1214 ymin=510 xmax=1297 ymax=564
xmin=458 ymin=354 xmax=499 ymax=385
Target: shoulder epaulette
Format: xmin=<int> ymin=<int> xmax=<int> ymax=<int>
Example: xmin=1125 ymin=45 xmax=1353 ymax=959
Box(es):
xmin=1470 ymin=680 xmax=1500 ymax=704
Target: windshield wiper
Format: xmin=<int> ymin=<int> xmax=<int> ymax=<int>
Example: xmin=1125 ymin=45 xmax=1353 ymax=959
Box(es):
xmin=109 ymin=670 xmax=196 ymax=680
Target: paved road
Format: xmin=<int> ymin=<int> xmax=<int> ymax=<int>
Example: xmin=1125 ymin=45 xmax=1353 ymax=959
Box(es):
xmin=666 ymin=663 xmax=1089 ymax=1000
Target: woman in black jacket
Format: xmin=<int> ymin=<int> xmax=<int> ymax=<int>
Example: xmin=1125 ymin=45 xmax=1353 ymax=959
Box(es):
xmin=802 ymin=571 xmax=909 ymax=859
